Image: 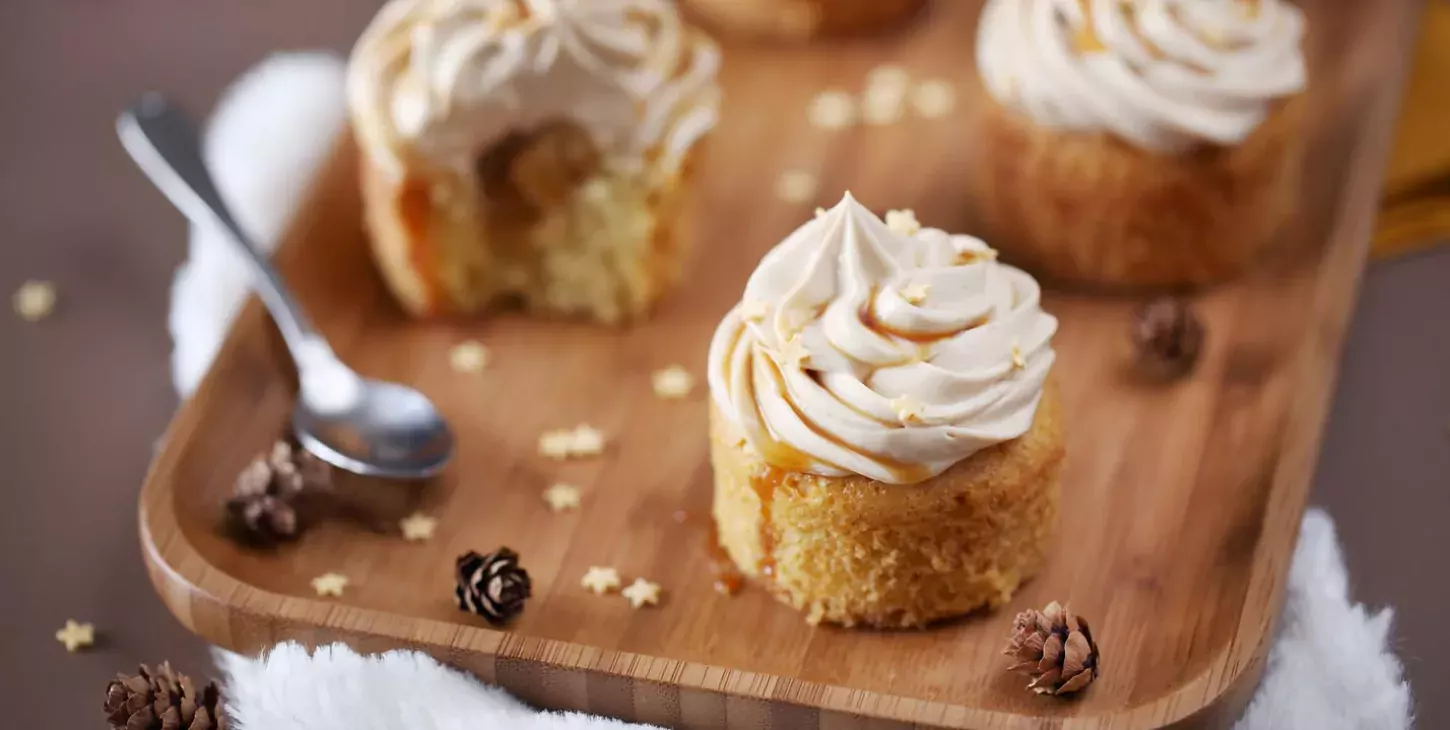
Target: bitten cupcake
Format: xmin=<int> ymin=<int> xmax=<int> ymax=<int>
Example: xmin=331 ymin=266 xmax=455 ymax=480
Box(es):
xmin=680 ymin=0 xmax=927 ymax=41
xmin=707 ymin=193 xmax=1063 ymax=628
xmin=348 ymin=0 xmax=720 ymax=324
xmin=970 ymin=0 xmax=1308 ymax=289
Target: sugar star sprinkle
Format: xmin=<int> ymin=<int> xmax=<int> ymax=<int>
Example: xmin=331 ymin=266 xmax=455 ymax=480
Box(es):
xmin=311 ymin=572 xmax=349 ymax=598
xmin=449 ymin=340 xmax=489 ymax=373
xmin=901 ymin=282 xmax=931 ymax=305
xmin=808 ymin=90 xmax=857 ymax=130
xmin=866 ymin=64 xmax=911 ymax=93
xmin=1011 ymin=340 xmax=1027 ymax=371
xmin=13 ymin=280 xmax=56 ymax=322
xmin=911 ymin=79 xmax=958 ymax=119
xmin=652 ymin=366 xmax=695 ymax=399
xmin=55 ymin=620 xmax=95 ymax=652
xmin=622 ymin=578 xmax=662 ymax=609
xmin=775 ymin=169 xmax=818 ymax=204
xmin=400 ymin=513 xmax=438 ymax=542
xmin=890 ymin=394 xmax=926 ymax=424
xmin=539 ymin=424 xmax=606 ymax=460
xmin=739 ymin=299 xmax=770 ymax=321
xmin=777 ymin=335 xmax=811 ymax=370
xmin=543 ymin=483 xmax=582 ymax=512
xmin=885 ymin=209 xmax=922 ymax=236
xmin=862 ymin=85 xmax=907 ymax=126
xmin=581 ymin=566 xmax=622 ymax=595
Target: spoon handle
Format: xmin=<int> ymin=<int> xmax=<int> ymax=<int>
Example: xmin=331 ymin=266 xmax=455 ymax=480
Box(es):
xmin=117 ymin=93 xmax=324 ymax=359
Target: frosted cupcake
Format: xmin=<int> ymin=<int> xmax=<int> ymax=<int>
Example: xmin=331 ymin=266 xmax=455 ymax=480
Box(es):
xmin=348 ymin=0 xmax=720 ymax=324
xmin=707 ymin=193 xmax=1063 ymax=628
xmin=680 ymin=0 xmax=927 ymax=41
xmin=971 ymin=0 xmax=1308 ymax=288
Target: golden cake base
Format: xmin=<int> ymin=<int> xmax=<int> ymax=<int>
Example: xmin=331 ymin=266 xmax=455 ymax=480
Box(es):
xmin=681 ymin=0 xmax=927 ymax=41
xmin=709 ymin=384 xmax=1063 ymax=628
xmin=970 ymin=96 xmax=1307 ymax=290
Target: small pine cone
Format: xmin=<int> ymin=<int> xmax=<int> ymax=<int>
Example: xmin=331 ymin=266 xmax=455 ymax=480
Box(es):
xmin=104 ymin=662 xmax=226 ymax=730
xmin=1131 ymin=296 xmax=1204 ymax=380
xmin=1003 ymin=602 xmax=1099 ymax=696
xmin=223 ymin=493 xmax=298 ymax=546
xmin=456 ymin=548 xmax=532 ymax=625
xmin=262 ymin=440 xmax=330 ymax=497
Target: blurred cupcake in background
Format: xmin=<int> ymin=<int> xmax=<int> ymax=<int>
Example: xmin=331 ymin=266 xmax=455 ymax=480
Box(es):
xmin=681 ymin=0 xmax=927 ymax=41
xmin=970 ymin=0 xmax=1308 ymax=289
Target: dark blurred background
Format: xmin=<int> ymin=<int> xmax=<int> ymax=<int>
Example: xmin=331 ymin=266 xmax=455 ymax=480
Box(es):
xmin=0 ymin=2 xmax=1446 ymax=728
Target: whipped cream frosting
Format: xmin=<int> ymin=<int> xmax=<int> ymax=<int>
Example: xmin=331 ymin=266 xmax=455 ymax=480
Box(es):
xmin=707 ymin=194 xmax=1059 ymax=485
xmin=349 ymin=0 xmax=720 ymax=175
xmin=977 ymin=0 xmax=1306 ymax=152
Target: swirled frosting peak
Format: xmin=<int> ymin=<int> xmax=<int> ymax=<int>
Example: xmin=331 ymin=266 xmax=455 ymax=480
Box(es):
xmin=707 ymin=194 xmax=1059 ymax=485
xmin=349 ymin=0 xmax=720 ymax=174
xmin=977 ymin=0 xmax=1306 ymax=152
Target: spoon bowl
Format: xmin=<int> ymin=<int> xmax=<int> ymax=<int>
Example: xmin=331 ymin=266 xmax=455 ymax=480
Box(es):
xmin=293 ymin=378 xmax=454 ymax=479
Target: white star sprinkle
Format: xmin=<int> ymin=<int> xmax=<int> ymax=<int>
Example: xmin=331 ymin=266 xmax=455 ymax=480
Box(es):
xmin=739 ymin=299 xmax=770 ymax=321
xmin=911 ymin=80 xmax=958 ymax=119
xmin=13 ymin=280 xmax=56 ymax=322
xmin=54 ymin=620 xmax=95 ymax=653
xmin=775 ymin=169 xmax=819 ymax=204
xmin=539 ymin=424 xmax=606 ymax=460
xmin=885 ymin=209 xmax=922 ymax=236
xmin=399 ymin=513 xmax=438 ymax=542
xmin=543 ymin=483 xmax=582 ymax=512
xmin=652 ymin=366 xmax=695 ymax=399
xmin=580 ymin=566 xmax=622 ymax=595
xmin=866 ymin=64 xmax=911 ymax=93
xmin=777 ymin=335 xmax=811 ymax=370
xmin=808 ymin=90 xmax=857 ymax=130
xmin=311 ymin=572 xmax=349 ymax=598
xmin=901 ymin=282 xmax=932 ymax=305
xmin=622 ymin=578 xmax=662 ymax=609
xmin=889 ymin=394 xmax=926 ymax=424
xmin=449 ymin=340 xmax=489 ymax=373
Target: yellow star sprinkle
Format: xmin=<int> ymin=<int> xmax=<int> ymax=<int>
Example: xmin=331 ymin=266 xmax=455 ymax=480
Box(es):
xmin=399 ymin=513 xmax=438 ymax=542
xmin=1011 ymin=340 xmax=1027 ymax=371
xmin=538 ymin=425 xmax=606 ymax=460
xmin=652 ymin=366 xmax=695 ymax=399
xmin=13 ymin=280 xmax=56 ymax=322
xmin=543 ymin=483 xmax=582 ymax=512
xmin=885 ymin=209 xmax=922 ymax=236
xmin=889 ymin=394 xmax=926 ymax=424
xmin=311 ymin=572 xmax=349 ymax=598
xmin=622 ymin=578 xmax=662 ymax=609
xmin=449 ymin=340 xmax=489 ymax=373
xmin=55 ymin=620 xmax=95 ymax=653
xmin=581 ymin=566 xmax=622 ymax=595
xmin=901 ymin=282 xmax=932 ymax=305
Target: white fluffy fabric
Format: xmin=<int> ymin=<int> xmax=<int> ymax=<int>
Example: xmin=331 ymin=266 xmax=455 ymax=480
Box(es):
xmin=176 ymin=54 xmax=1412 ymax=730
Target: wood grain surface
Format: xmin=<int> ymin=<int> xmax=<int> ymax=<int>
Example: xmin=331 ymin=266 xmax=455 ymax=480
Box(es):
xmin=139 ymin=1 xmax=1418 ymax=727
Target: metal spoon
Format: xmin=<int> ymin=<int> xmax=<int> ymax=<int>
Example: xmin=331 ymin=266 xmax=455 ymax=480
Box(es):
xmin=118 ymin=93 xmax=454 ymax=479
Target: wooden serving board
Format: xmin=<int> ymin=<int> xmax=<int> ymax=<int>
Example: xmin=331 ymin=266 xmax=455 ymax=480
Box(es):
xmin=140 ymin=2 xmax=1417 ymax=727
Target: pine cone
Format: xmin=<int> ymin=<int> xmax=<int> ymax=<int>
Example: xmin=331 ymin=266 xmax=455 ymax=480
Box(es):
xmin=456 ymin=547 xmax=532 ymax=625
xmin=1003 ymin=602 xmax=1099 ymax=696
xmin=1131 ymin=296 xmax=1204 ymax=379
xmin=224 ymin=440 xmax=330 ymax=545
xmin=104 ymin=662 xmax=226 ymax=730
xmin=223 ymin=493 xmax=298 ymax=546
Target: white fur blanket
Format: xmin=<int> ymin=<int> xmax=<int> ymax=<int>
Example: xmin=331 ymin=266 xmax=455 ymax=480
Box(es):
xmin=177 ymin=54 xmax=1412 ymax=730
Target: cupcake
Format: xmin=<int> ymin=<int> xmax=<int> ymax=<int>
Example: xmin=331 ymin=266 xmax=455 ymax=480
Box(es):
xmin=971 ymin=0 xmax=1308 ymax=289
xmin=681 ymin=0 xmax=927 ymax=41
xmin=707 ymin=193 xmax=1063 ymax=628
xmin=348 ymin=0 xmax=720 ymax=324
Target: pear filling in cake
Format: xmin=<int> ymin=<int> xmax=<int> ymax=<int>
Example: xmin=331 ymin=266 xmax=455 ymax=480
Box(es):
xmin=418 ymin=120 xmax=680 ymax=325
